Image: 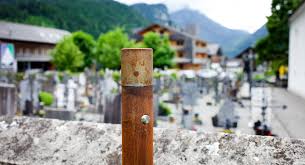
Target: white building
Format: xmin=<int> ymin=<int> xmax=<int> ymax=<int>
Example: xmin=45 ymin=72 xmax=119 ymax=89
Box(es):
xmin=289 ymin=1 xmax=305 ymax=99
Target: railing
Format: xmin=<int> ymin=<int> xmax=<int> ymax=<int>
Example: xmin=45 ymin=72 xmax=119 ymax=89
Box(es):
xmin=16 ymin=53 xmax=51 ymax=62
xmin=173 ymin=57 xmax=192 ymax=63
xmin=195 ymin=47 xmax=208 ymax=53
xmin=193 ymin=58 xmax=209 ymax=64
xmin=171 ymin=45 xmax=184 ymax=51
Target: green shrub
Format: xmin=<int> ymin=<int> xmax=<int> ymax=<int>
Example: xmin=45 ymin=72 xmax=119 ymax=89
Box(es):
xmin=112 ymin=71 xmax=121 ymax=83
xmin=265 ymin=70 xmax=275 ymax=77
xmin=253 ymin=74 xmax=265 ymax=81
xmin=153 ymin=72 xmax=163 ymax=79
xmin=236 ymin=72 xmax=244 ymax=82
xmin=98 ymin=69 xmax=105 ymax=77
xmin=39 ymin=91 xmax=54 ymax=106
xmin=16 ymin=72 xmax=24 ymax=82
xmin=158 ymin=102 xmax=172 ymax=116
xmin=170 ymin=72 xmax=178 ymax=80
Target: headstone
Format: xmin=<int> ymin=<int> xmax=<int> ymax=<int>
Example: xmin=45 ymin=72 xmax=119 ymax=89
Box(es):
xmin=55 ymin=84 xmax=66 ymax=108
xmin=104 ymin=93 xmax=121 ymax=124
xmin=44 ymin=107 xmax=75 ymax=120
xmin=0 ymin=83 xmax=16 ymax=116
xmin=67 ymin=79 xmax=77 ymax=111
xmin=216 ymin=98 xmax=237 ymax=127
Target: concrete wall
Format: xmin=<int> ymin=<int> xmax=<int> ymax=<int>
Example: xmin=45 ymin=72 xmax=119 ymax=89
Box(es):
xmin=0 ymin=117 xmax=305 ymax=165
xmin=289 ymin=4 xmax=305 ymax=99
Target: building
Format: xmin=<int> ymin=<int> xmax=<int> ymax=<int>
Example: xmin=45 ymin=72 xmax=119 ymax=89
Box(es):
xmin=133 ymin=23 xmax=222 ymax=70
xmin=288 ymin=1 xmax=305 ymax=99
xmin=207 ymin=43 xmax=223 ymax=64
xmin=0 ymin=21 xmax=70 ymax=71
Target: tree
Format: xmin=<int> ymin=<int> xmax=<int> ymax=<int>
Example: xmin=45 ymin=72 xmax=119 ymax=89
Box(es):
xmin=96 ymin=28 xmax=135 ymax=70
xmin=51 ymin=37 xmax=84 ymax=72
xmin=255 ymin=0 xmax=303 ymax=69
xmin=142 ymin=32 xmax=175 ymax=69
xmin=72 ymin=31 xmax=96 ymax=69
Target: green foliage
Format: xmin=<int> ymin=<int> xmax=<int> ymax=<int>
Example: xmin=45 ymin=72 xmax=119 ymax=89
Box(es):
xmin=72 ymin=31 xmax=96 ymax=69
xmin=158 ymin=102 xmax=172 ymax=116
xmin=25 ymin=16 xmax=55 ymax=27
xmin=236 ymin=72 xmax=244 ymax=82
xmin=142 ymin=32 xmax=175 ymax=69
xmin=112 ymin=71 xmax=121 ymax=83
xmin=98 ymin=69 xmax=105 ymax=77
xmin=170 ymin=72 xmax=178 ymax=80
xmin=153 ymin=72 xmax=163 ymax=79
xmin=255 ymin=0 xmax=303 ymax=68
xmin=39 ymin=91 xmax=54 ymax=106
xmin=15 ymin=72 xmax=25 ymax=82
xmin=0 ymin=0 xmax=148 ymax=37
xmin=51 ymin=36 xmax=84 ymax=72
xmin=96 ymin=28 xmax=135 ymax=70
xmin=265 ymin=70 xmax=276 ymax=77
xmin=253 ymin=74 xmax=266 ymax=81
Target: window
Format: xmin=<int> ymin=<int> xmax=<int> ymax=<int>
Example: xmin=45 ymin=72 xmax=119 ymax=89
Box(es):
xmin=177 ymin=40 xmax=184 ymax=46
xmin=177 ymin=51 xmax=184 ymax=57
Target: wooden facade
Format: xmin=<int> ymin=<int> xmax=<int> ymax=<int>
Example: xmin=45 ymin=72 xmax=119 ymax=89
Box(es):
xmin=0 ymin=21 xmax=70 ymax=71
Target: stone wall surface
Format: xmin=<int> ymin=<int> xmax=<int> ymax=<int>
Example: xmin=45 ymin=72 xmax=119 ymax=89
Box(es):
xmin=0 ymin=117 xmax=305 ymax=165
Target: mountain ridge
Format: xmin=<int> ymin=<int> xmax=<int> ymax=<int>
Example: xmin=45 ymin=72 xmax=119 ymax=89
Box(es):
xmin=131 ymin=3 xmax=268 ymax=57
xmin=170 ymin=8 xmax=251 ymax=57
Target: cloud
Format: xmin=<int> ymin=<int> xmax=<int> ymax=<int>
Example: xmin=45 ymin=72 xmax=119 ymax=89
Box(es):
xmin=116 ymin=0 xmax=272 ymax=33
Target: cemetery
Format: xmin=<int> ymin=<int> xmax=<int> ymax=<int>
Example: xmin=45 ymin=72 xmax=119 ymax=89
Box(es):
xmin=1 ymin=1 xmax=305 ymax=164
xmin=0 ymin=57 xmax=248 ymax=130
xmin=1 ymin=47 xmax=304 ymax=164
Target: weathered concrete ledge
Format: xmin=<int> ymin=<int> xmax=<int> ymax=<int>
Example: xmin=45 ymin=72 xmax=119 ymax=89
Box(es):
xmin=0 ymin=117 xmax=305 ymax=165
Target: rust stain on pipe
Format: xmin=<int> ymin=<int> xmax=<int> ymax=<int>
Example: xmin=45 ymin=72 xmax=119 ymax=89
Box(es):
xmin=121 ymin=48 xmax=153 ymax=87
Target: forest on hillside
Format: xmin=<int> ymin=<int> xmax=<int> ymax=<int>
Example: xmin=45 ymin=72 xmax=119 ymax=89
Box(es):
xmin=0 ymin=0 xmax=149 ymax=37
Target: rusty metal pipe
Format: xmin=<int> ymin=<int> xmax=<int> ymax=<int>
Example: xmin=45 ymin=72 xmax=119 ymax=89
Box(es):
xmin=121 ymin=48 xmax=153 ymax=165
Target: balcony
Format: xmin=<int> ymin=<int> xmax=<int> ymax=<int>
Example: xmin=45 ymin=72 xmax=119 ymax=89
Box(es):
xmin=171 ymin=45 xmax=184 ymax=51
xmin=16 ymin=52 xmax=51 ymax=62
xmin=195 ymin=47 xmax=208 ymax=54
xmin=173 ymin=57 xmax=191 ymax=64
xmin=193 ymin=58 xmax=209 ymax=64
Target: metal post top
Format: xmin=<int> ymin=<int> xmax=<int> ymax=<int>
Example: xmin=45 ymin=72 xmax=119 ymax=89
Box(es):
xmin=121 ymin=48 xmax=153 ymax=87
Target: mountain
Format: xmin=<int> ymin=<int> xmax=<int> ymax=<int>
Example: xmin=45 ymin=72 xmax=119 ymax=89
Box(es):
xmin=170 ymin=8 xmax=251 ymax=57
xmin=0 ymin=0 xmax=149 ymax=37
xmin=234 ymin=25 xmax=268 ymax=57
xmin=131 ymin=3 xmax=171 ymax=25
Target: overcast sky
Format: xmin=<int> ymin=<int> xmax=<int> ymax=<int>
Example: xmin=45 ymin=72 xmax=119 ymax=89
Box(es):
xmin=115 ymin=0 xmax=272 ymax=33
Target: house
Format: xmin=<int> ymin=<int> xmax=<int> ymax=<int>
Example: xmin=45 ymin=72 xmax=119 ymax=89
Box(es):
xmin=288 ymin=1 xmax=305 ymax=99
xmin=132 ymin=23 xmax=215 ymax=70
xmin=0 ymin=21 xmax=70 ymax=71
xmin=235 ymin=47 xmax=257 ymax=70
xmin=207 ymin=43 xmax=223 ymax=64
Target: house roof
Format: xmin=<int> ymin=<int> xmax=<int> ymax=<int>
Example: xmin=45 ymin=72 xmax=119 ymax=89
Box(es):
xmin=0 ymin=21 xmax=71 ymax=44
xmin=289 ymin=0 xmax=305 ymax=23
xmin=235 ymin=47 xmax=253 ymax=58
xmin=207 ymin=43 xmax=222 ymax=56
xmin=135 ymin=23 xmax=207 ymax=44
